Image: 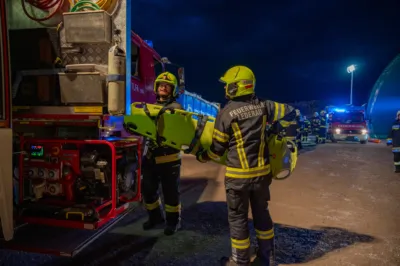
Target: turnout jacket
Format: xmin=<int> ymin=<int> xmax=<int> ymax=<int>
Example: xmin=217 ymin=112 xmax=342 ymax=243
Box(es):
xmin=285 ymin=117 xmax=301 ymax=138
xmin=144 ymin=99 xmax=183 ymax=164
xmin=388 ymin=119 xmax=400 ymax=148
xmin=207 ymin=95 xmax=296 ymax=179
xmin=311 ymin=116 xmax=320 ymax=129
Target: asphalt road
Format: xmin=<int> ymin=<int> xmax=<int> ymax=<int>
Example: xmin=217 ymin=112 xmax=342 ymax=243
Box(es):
xmin=1 ymin=141 xmax=400 ymax=266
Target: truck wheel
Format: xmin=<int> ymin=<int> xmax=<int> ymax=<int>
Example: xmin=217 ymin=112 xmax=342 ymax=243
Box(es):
xmin=360 ymin=140 xmax=367 ymax=144
xmin=331 ymin=137 xmax=337 ymax=143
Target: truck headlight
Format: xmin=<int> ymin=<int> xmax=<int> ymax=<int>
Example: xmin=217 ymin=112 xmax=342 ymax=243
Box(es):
xmin=335 ymin=128 xmax=341 ymax=134
xmin=361 ymin=129 xmax=368 ymax=135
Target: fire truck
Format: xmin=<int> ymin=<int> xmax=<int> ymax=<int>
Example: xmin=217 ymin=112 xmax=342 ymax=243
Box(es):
xmin=0 ymin=0 xmax=186 ymax=257
xmin=326 ymin=105 xmax=369 ymax=144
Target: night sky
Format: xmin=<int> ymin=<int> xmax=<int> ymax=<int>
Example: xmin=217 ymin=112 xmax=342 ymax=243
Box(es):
xmin=132 ymin=0 xmax=400 ymax=105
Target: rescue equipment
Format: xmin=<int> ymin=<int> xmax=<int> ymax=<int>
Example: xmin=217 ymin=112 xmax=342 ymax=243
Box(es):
xmin=124 ymin=102 xmax=223 ymax=161
xmin=107 ymin=44 xmax=126 ymax=114
xmin=268 ymin=135 xmax=297 ymax=180
xmin=123 ymin=103 xmax=298 ymax=179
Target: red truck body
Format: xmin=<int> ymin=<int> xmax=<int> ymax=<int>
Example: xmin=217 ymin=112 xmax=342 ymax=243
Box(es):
xmin=327 ymin=106 xmax=369 ymax=144
xmin=0 ymin=0 xmax=184 ymax=257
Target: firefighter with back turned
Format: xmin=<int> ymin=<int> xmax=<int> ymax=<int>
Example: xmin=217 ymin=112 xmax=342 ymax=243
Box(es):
xmin=141 ymin=72 xmax=183 ymax=236
xmin=387 ymin=110 xmax=400 ymax=173
xmin=196 ymin=66 xmax=296 ymax=266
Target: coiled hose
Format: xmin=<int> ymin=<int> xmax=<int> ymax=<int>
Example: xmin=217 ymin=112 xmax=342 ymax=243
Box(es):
xmin=70 ymin=0 xmax=117 ymax=12
xmin=21 ymin=0 xmax=65 ymax=22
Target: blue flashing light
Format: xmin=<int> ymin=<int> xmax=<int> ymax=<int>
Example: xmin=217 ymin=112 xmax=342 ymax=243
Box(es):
xmin=334 ymin=108 xmax=346 ymax=112
xmin=144 ymin=40 xmax=153 ymax=48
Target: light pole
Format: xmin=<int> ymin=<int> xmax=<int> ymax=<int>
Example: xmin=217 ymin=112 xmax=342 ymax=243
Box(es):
xmin=347 ymin=64 xmax=356 ymax=105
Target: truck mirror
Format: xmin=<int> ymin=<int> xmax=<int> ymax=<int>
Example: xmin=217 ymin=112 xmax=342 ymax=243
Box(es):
xmin=177 ymin=67 xmax=185 ymax=91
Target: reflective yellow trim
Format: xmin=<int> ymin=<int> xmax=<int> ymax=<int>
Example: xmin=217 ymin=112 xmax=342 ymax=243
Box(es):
xmin=255 ymin=228 xmax=274 ymax=240
xmin=155 ymin=153 xmax=181 ymax=164
xmin=231 ymin=237 xmax=251 ymax=249
xmin=273 ymin=103 xmax=286 ymax=121
xmin=145 ymin=199 xmax=161 ymax=210
xmin=198 ymin=153 xmax=208 ymax=163
xmin=207 ymin=149 xmax=221 ymax=160
xmin=226 ymin=165 xmax=270 ymax=178
xmin=279 ymin=120 xmax=290 ymax=127
xmin=165 ymin=204 xmax=181 ymax=213
xmin=232 ymin=122 xmax=249 ymax=169
xmin=285 ymin=136 xmax=296 ymax=141
xmin=258 ymin=115 xmax=267 ymax=167
xmin=213 ymin=129 xmax=229 ymax=143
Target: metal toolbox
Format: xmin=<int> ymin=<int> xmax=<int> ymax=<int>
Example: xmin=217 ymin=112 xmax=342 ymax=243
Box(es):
xmin=59 ymin=64 xmax=107 ymax=104
xmin=63 ymin=11 xmax=112 ymax=43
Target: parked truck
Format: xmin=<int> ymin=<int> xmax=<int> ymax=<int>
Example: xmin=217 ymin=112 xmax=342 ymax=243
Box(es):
xmin=0 ymin=0 xmax=210 ymax=257
xmin=326 ymin=105 xmax=369 ymax=144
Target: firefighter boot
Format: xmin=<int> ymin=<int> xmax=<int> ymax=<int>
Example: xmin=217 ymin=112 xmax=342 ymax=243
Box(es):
xmin=164 ymin=212 xmax=181 ymax=236
xmin=253 ymin=239 xmax=275 ymax=266
xmin=395 ymin=165 xmax=400 ymax=173
xmin=142 ymin=208 xmax=164 ymax=231
xmin=219 ymin=256 xmax=250 ymax=266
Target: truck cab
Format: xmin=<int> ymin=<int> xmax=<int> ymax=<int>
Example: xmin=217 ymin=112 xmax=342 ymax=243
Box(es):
xmin=327 ymin=106 xmax=369 ymax=144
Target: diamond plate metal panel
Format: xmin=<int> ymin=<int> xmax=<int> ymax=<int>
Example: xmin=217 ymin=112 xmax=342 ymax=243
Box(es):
xmin=59 ymin=0 xmax=127 ymax=65
xmin=7 ymin=0 xmax=127 ymax=65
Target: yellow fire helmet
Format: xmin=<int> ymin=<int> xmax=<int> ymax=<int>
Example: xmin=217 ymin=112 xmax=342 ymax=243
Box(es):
xmin=320 ymin=110 xmax=326 ymax=115
xmin=219 ymin=65 xmax=256 ymax=99
xmin=154 ymin=72 xmax=178 ymax=97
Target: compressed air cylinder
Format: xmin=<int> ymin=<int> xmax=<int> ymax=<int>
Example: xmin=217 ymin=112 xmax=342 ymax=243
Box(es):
xmin=108 ymin=45 xmax=126 ymax=114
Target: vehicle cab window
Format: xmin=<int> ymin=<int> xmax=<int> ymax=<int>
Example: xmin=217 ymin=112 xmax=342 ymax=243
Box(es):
xmin=132 ymin=43 xmax=140 ymax=79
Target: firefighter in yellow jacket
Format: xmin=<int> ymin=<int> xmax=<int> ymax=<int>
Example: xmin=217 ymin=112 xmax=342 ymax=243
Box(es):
xmin=197 ymin=66 xmax=296 ymax=266
xmin=141 ymin=72 xmax=183 ymax=236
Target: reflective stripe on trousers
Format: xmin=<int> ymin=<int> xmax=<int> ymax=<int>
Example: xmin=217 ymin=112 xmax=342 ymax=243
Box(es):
xmin=155 ymin=153 xmax=181 ymax=164
xmin=226 ymin=165 xmax=271 ymax=179
xmin=145 ymin=198 xmax=161 ymax=211
xmin=226 ymin=177 xmax=274 ymax=265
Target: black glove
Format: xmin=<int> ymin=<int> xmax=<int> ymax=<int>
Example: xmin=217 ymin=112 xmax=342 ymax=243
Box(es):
xmin=195 ymin=149 xmax=209 ymax=163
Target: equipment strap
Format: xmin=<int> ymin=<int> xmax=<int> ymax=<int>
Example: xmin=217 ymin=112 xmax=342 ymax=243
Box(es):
xmin=154 ymin=106 xmax=176 ymax=146
xmin=184 ymin=114 xmax=208 ymax=154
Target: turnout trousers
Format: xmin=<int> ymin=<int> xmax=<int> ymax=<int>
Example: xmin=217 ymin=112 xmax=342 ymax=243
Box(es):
xmin=142 ymin=160 xmax=181 ymax=226
xmin=225 ymin=175 xmax=274 ymax=266
xmin=296 ymin=133 xmax=302 ymax=149
xmin=302 ymin=130 xmax=309 ymax=142
xmin=393 ymin=146 xmax=400 ymax=172
xmin=318 ymin=126 xmax=327 ymax=143
xmin=312 ymin=127 xmax=319 ymax=143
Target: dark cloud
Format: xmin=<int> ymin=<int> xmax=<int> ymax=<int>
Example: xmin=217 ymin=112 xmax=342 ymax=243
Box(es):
xmin=133 ymin=0 xmax=400 ymax=104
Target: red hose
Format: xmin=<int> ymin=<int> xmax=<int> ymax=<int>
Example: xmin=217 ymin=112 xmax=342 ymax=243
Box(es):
xmin=21 ymin=0 xmax=64 ymax=22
